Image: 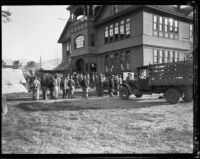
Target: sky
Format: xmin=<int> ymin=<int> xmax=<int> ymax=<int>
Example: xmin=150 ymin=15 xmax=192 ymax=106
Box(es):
xmin=2 ymin=5 xmax=70 ymax=62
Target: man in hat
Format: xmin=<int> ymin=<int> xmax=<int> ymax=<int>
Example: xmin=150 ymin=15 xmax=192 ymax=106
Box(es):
xmin=32 ymin=76 xmax=41 ymax=101
xmin=109 ymin=75 xmax=115 ymax=97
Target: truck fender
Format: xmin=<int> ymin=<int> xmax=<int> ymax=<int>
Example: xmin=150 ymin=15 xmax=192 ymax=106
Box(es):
xmin=120 ymin=83 xmax=132 ymax=94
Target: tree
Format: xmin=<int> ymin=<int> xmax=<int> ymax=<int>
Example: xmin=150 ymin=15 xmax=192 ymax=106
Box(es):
xmin=2 ymin=7 xmax=12 ymax=23
xmin=13 ymin=60 xmax=22 ymax=68
xmin=26 ymin=61 xmax=36 ymax=68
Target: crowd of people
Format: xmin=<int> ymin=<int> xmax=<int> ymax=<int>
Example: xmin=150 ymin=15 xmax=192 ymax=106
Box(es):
xmin=27 ymin=72 xmax=131 ymax=101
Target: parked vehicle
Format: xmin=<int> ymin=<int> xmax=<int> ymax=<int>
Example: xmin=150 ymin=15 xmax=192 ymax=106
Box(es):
xmin=120 ymin=60 xmax=193 ymax=104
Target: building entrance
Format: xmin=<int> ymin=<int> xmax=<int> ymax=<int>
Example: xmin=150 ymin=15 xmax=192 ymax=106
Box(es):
xmin=75 ymin=58 xmax=85 ymax=73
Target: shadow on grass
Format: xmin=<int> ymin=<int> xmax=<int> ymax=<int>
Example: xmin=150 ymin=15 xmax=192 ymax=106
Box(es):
xmin=14 ymin=98 xmax=169 ymax=112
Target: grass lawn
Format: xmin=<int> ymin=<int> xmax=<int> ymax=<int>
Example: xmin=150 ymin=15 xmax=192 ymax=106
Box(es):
xmin=2 ymin=92 xmax=193 ymax=153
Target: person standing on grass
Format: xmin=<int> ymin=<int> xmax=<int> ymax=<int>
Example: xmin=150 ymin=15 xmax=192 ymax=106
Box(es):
xmin=61 ymin=75 xmax=69 ymax=99
xmin=109 ymin=75 xmax=115 ymax=97
xmin=57 ymin=74 xmax=61 ymax=93
xmin=78 ymin=73 xmax=83 ymax=89
xmin=97 ymin=73 xmax=104 ymax=97
xmin=49 ymin=75 xmax=54 ymax=99
xmin=82 ymin=74 xmax=90 ymax=99
xmin=90 ymin=74 xmax=95 ymax=90
xmin=68 ymin=75 xmax=75 ymax=98
xmin=118 ymin=74 xmax=123 ymax=85
xmin=114 ymin=75 xmax=120 ymax=96
xmin=32 ymin=76 xmax=41 ymax=101
xmin=41 ymin=74 xmax=48 ymax=100
xmin=74 ymin=74 xmax=79 ymax=89
xmin=53 ymin=75 xmax=59 ymax=99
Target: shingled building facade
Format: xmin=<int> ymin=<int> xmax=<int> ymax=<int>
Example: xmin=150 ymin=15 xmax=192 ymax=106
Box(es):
xmin=58 ymin=5 xmax=193 ymax=74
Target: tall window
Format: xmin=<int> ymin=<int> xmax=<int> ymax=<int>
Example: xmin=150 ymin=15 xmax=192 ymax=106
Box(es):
xmin=164 ymin=18 xmax=169 ymax=38
xmin=190 ymin=24 xmax=193 ymax=42
xmin=153 ymin=15 xmax=179 ymax=40
xmin=105 ymin=55 xmax=109 ymax=72
xmin=120 ymin=20 xmax=125 ymax=39
xmin=104 ymin=18 xmax=131 ymax=44
xmin=126 ymin=51 xmax=131 ymax=70
xmin=153 ymin=49 xmax=179 ymax=64
xmin=114 ymin=22 xmax=119 ymax=40
xmin=174 ymin=51 xmax=179 ymax=62
xmin=91 ymin=34 xmax=95 ymax=46
xmin=169 ymin=18 xmax=173 ymax=32
xmin=110 ymin=54 xmax=114 ymax=72
xmin=169 ymin=51 xmax=173 ymax=62
xmin=158 ymin=50 xmax=163 ymax=63
xmin=153 ymin=15 xmax=158 ymax=30
xmin=153 ymin=15 xmax=158 ymax=36
xmin=120 ymin=52 xmax=126 ymax=71
xmin=159 ymin=16 xmax=163 ymax=31
xmin=105 ymin=26 xmax=109 ymax=43
xmin=164 ymin=50 xmax=168 ymax=63
xmin=115 ymin=53 xmax=120 ymax=73
xmin=125 ymin=18 xmax=130 ymax=38
xmin=114 ymin=5 xmax=119 ymax=13
xmin=66 ymin=42 xmax=70 ymax=56
xmin=109 ymin=24 xmax=114 ymax=42
xmin=153 ymin=50 xmax=158 ymax=64
xmin=74 ymin=35 xmax=84 ymax=49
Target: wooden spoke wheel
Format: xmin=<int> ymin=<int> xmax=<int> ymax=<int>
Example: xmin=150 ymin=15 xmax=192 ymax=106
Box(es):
xmin=120 ymin=87 xmax=129 ymax=99
xmin=182 ymin=87 xmax=193 ymax=102
xmin=165 ymin=88 xmax=181 ymax=104
xmin=135 ymin=94 xmax=143 ymax=98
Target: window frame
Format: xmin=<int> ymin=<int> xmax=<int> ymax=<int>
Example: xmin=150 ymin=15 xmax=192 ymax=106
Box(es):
xmin=104 ymin=26 xmax=109 ymax=44
xmin=189 ymin=24 xmax=193 ymax=42
xmin=153 ymin=15 xmax=179 ymax=40
xmin=114 ymin=22 xmax=119 ymax=41
xmin=125 ymin=18 xmax=131 ymax=38
xmin=66 ymin=42 xmax=70 ymax=56
xmin=109 ymin=24 xmax=114 ymax=42
xmin=120 ymin=20 xmax=125 ymax=40
xmin=74 ymin=35 xmax=85 ymax=49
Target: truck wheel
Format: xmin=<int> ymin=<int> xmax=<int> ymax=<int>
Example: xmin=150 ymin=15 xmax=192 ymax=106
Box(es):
xmin=135 ymin=94 xmax=143 ymax=98
xmin=120 ymin=87 xmax=129 ymax=99
xmin=165 ymin=88 xmax=181 ymax=104
xmin=182 ymin=87 xmax=193 ymax=102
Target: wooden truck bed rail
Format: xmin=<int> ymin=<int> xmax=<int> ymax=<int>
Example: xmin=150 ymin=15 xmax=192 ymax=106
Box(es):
xmin=148 ymin=60 xmax=193 ymax=86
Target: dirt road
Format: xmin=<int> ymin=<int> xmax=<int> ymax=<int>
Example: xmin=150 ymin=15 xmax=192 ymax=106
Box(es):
xmin=2 ymin=92 xmax=193 ymax=153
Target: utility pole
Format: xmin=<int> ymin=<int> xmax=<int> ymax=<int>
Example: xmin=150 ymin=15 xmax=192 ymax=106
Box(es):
xmin=40 ymin=56 xmax=42 ymax=69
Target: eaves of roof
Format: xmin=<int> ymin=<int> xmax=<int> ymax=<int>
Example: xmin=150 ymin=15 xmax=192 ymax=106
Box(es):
xmin=57 ymin=20 xmax=70 ymax=43
xmin=94 ymin=5 xmax=193 ymax=27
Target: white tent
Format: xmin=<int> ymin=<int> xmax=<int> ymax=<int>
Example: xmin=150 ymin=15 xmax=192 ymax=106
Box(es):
xmin=2 ymin=68 xmax=28 ymax=94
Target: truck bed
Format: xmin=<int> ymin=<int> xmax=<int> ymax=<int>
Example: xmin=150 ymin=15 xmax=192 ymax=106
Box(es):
xmin=148 ymin=60 xmax=193 ymax=86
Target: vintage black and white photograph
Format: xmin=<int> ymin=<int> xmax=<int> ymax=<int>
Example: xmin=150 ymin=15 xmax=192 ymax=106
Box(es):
xmin=2 ymin=5 xmax=195 ymax=154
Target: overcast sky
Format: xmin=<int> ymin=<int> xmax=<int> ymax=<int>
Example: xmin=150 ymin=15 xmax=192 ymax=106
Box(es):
xmin=2 ymin=5 xmax=70 ymax=62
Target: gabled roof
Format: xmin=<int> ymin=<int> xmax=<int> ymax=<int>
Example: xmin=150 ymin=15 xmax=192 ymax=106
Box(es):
xmin=57 ymin=19 xmax=71 ymax=43
xmin=93 ymin=5 xmax=105 ymax=22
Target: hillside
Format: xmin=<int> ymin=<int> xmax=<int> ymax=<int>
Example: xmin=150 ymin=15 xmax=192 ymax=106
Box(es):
xmin=2 ymin=58 xmax=62 ymax=70
xmin=36 ymin=58 xmax=62 ymax=70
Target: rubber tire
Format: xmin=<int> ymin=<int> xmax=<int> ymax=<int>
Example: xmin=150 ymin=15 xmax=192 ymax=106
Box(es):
xmin=165 ymin=88 xmax=181 ymax=104
xmin=182 ymin=87 xmax=193 ymax=102
xmin=135 ymin=94 xmax=143 ymax=98
xmin=120 ymin=87 xmax=129 ymax=99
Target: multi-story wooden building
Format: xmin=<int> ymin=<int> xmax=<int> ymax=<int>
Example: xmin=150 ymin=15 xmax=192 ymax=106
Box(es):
xmin=58 ymin=5 xmax=193 ymax=74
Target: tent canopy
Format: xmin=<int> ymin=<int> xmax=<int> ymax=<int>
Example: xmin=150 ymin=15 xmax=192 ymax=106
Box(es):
xmin=2 ymin=68 xmax=27 ymax=94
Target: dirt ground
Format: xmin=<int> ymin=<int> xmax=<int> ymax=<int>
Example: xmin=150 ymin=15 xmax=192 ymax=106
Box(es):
xmin=2 ymin=90 xmax=193 ymax=154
